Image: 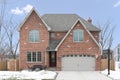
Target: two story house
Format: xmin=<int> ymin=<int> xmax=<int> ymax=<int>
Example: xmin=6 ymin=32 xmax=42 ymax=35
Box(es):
xmin=19 ymin=8 xmax=101 ymax=71
xmin=114 ymin=44 xmax=120 ymax=62
xmin=114 ymin=44 xmax=120 ymax=71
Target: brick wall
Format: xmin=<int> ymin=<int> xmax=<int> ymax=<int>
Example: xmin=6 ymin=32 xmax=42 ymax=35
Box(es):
xmin=50 ymin=32 xmax=66 ymax=40
xmin=19 ymin=11 xmax=49 ymax=70
xmin=57 ymin=21 xmax=101 ymax=70
xmin=90 ymin=31 xmax=99 ymax=42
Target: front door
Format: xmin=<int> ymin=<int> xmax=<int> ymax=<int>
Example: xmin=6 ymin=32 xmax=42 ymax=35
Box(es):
xmin=49 ymin=52 xmax=56 ymax=67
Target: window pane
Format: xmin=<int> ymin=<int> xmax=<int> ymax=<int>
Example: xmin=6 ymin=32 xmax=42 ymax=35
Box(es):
xmin=29 ymin=30 xmax=39 ymax=42
xmin=73 ymin=31 xmax=79 ymax=42
xmin=37 ymin=52 xmax=41 ymax=61
xmin=73 ymin=29 xmax=84 ymax=42
xmin=27 ymin=52 xmax=31 ymax=62
xmin=32 ymin=52 xmax=36 ymax=62
xmin=35 ymin=31 xmax=39 ymax=42
xmin=79 ymin=30 xmax=84 ymax=41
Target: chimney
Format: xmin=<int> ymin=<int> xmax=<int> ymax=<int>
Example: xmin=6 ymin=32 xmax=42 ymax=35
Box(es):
xmin=87 ymin=17 xmax=92 ymax=23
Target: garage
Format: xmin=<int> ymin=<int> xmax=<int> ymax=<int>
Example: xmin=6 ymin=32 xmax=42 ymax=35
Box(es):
xmin=61 ymin=54 xmax=95 ymax=71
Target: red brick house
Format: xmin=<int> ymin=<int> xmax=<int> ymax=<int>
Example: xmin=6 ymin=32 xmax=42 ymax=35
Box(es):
xmin=19 ymin=8 xmax=101 ymax=71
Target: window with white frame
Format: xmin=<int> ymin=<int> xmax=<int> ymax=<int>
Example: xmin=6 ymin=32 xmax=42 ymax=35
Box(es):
xmin=73 ymin=29 xmax=84 ymax=42
xmin=29 ymin=30 xmax=40 ymax=42
xmin=27 ymin=51 xmax=41 ymax=62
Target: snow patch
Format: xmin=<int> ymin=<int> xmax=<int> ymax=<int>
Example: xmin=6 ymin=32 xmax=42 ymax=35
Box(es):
xmin=0 ymin=70 xmax=56 ymax=80
xmin=101 ymin=69 xmax=120 ymax=80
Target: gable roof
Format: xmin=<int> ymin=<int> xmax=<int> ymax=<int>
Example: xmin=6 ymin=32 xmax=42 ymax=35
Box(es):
xmin=18 ymin=9 xmax=101 ymax=51
xmin=41 ymin=14 xmax=100 ymax=32
xmin=18 ymin=9 xmax=100 ymax=32
xmin=55 ymin=19 xmax=100 ymax=51
xmin=18 ymin=8 xmax=51 ymax=31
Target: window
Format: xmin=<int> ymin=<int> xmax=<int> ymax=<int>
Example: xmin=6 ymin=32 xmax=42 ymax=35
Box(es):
xmin=27 ymin=52 xmax=31 ymax=62
xmin=51 ymin=33 xmax=55 ymax=38
xmin=27 ymin=51 xmax=41 ymax=62
xmin=73 ymin=29 xmax=84 ymax=42
xmin=29 ymin=30 xmax=39 ymax=42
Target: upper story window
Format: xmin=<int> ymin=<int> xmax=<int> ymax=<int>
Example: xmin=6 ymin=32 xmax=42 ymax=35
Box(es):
xmin=73 ymin=29 xmax=84 ymax=42
xmin=29 ymin=30 xmax=40 ymax=42
xmin=51 ymin=33 xmax=55 ymax=38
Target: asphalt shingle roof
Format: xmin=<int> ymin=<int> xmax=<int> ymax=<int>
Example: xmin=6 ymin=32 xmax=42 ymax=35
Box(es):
xmin=41 ymin=14 xmax=100 ymax=32
xmin=47 ymin=39 xmax=61 ymax=51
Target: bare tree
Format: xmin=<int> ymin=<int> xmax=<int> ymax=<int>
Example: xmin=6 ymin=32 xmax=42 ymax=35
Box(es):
xmin=98 ymin=20 xmax=115 ymax=75
xmin=99 ymin=20 xmax=115 ymax=50
xmin=0 ymin=0 xmax=19 ymax=59
xmin=0 ymin=0 xmax=6 ymax=32
xmin=3 ymin=19 xmax=19 ymax=59
xmin=0 ymin=0 xmax=7 ymax=56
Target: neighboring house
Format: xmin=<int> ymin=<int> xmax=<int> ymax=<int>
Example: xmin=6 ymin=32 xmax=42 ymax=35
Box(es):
xmin=114 ymin=44 xmax=120 ymax=71
xmin=114 ymin=44 xmax=120 ymax=62
xmin=19 ymin=8 xmax=101 ymax=71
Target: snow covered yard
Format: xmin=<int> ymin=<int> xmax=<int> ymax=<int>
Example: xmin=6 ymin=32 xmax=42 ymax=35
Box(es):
xmin=0 ymin=70 xmax=57 ymax=80
xmin=101 ymin=69 xmax=120 ymax=80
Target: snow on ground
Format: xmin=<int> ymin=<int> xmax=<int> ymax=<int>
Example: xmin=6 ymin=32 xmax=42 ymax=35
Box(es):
xmin=101 ymin=69 xmax=120 ymax=80
xmin=115 ymin=62 xmax=120 ymax=71
xmin=0 ymin=70 xmax=57 ymax=80
xmin=101 ymin=61 xmax=120 ymax=80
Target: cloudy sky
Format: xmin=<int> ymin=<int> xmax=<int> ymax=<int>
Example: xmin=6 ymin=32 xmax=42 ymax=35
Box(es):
xmin=1 ymin=0 xmax=120 ymax=49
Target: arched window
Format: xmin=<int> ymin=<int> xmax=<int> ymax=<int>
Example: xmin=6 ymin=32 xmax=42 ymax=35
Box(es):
xmin=73 ymin=29 xmax=84 ymax=42
xmin=29 ymin=30 xmax=40 ymax=42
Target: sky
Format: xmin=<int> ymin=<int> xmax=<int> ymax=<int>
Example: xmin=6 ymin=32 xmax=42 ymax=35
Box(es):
xmin=1 ymin=0 xmax=120 ymax=49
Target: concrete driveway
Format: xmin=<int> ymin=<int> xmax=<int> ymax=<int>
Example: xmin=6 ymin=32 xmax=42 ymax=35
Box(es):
xmin=56 ymin=71 xmax=112 ymax=80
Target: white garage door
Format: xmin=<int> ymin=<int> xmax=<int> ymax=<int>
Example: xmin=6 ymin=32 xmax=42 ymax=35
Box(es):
xmin=62 ymin=55 xmax=95 ymax=71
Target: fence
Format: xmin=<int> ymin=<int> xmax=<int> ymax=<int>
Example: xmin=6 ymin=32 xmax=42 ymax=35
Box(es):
xmin=0 ymin=59 xmax=19 ymax=71
xmin=7 ymin=59 xmax=19 ymax=71
xmin=101 ymin=59 xmax=115 ymax=70
xmin=0 ymin=59 xmax=116 ymax=71
xmin=0 ymin=60 xmax=7 ymax=70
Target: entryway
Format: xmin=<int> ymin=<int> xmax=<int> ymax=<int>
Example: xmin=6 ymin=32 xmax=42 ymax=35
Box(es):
xmin=49 ymin=52 xmax=56 ymax=67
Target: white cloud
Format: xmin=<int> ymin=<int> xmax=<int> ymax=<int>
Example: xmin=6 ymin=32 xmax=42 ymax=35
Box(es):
xmin=11 ymin=7 xmax=23 ymax=15
xmin=11 ymin=4 xmax=33 ymax=15
xmin=23 ymin=4 xmax=33 ymax=13
xmin=114 ymin=1 xmax=120 ymax=7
